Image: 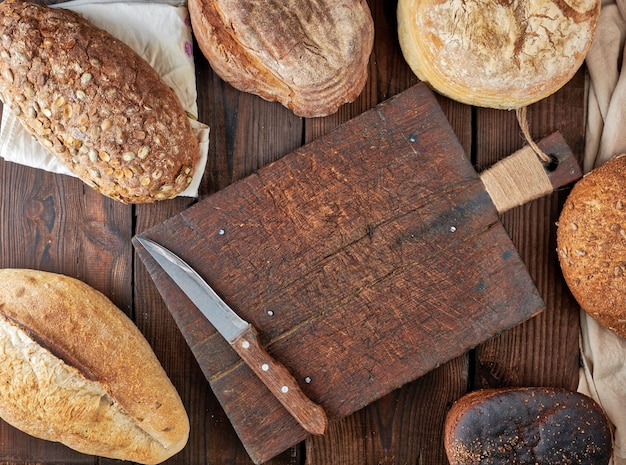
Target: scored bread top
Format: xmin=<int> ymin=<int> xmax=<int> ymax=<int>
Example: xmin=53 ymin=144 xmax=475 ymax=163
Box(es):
xmin=189 ymin=0 xmax=374 ymax=118
xmin=397 ymin=0 xmax=600 ymax=109
xmin=0 ymin=269 xmax=189 ymax=464
xmin=0 ymin=0 xmax=198 ymax=203
xmin=557 ymin=155 xmax=626 ymax=338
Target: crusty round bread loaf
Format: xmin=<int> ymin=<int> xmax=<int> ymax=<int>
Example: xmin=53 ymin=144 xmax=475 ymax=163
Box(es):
xmin=397 ymin=0 xmax=600 ymax=109
xmin=188 ymin=0 xmax=374 ymax=118
xmin=0 ymin=269 xmax=189 ymax=464
xmin=0 ymin=0 xmax=198 ymax=203
xmin=445 ymin=387 xmax=611 ymax=465
xmin=557 ymin=154 xmax=626 ymax=337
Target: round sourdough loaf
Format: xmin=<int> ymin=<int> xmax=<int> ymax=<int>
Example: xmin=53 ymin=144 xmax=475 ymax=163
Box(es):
xmin=188 ymin=0 xmax=374 ymax=118
xmin=557 ymin=155 xmax=626 ymax=337
xmin=397 ymin=0 xmax=600 ymax=109
xmin=0 ymin=269 xmax=189 ymax=464
xmin=445 ymin=387 xmax=612 ymax=465
xmin=0 ymin=0 xmax=198 ymax=203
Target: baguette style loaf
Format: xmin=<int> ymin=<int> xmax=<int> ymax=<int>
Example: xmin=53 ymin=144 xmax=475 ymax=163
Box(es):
xmin=189 ymin=0 xmax=374 ymax=118
xmin=0 ymin=0 xmax=198 ymax=203
xmin=0 ymin=269 xmax=189 ymax=464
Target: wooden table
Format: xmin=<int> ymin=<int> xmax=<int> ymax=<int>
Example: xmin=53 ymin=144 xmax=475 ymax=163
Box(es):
xmin=0 ymin=1 xmax=583 ymax=464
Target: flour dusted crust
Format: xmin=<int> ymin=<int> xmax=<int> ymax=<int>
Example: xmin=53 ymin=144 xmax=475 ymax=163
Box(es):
xmin=0 ymin=269 xmax=189 ymax=464
xmin=397 ymin=0 xmax=600 ymax=109
xmin=557 ymin=155 xmax=626 ymax=338
xmin=189 ymin=0 xmax=374 ymax=118
xmin=0 ymin=0 xmax=198 ymax=203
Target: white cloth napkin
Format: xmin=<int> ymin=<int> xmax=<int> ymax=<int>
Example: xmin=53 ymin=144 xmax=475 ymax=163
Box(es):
xmin=579 ymin=316 xmax=626 ymax=465
xmin=0 ymin=0 xmax=209 ymax=198
xmin=579 ymin=1 xmax=626 ymax=463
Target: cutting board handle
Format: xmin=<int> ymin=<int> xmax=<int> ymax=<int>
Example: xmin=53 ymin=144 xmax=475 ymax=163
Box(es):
xmin=480 ymin=131 xmax=581 ymax=214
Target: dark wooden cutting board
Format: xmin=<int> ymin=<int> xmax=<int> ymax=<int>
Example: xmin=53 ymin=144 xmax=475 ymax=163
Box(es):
xmin=135 ymin=84 xmax=577 ymax=464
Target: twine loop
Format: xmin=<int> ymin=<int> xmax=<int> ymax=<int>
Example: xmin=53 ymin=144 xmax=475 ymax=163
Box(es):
xmin=515 ymin=106 xmax=553 ymax=165
xmin=479 ymin=106 xmax=554 ymax=213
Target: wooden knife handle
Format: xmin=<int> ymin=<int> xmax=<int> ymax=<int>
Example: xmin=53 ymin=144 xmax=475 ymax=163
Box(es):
xmin=231 ymin=325 xmax=328 ymax=435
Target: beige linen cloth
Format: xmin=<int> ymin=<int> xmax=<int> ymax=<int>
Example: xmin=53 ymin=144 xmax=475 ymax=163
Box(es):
xmin=0 ymin=0 xmax=209 ymax=198
xmin=579 ymin=0 xmax=626 ymax=463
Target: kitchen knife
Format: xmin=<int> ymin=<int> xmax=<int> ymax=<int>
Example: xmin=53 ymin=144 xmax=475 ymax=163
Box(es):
xmin=134 ymin=236 xmax=328 ymax=436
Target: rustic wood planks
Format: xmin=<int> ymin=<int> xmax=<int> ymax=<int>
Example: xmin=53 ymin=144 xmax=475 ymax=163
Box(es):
xmin=135 ymin=82 xmax=558 ymax=463
xmin=0 ymin=0 xmax=584 ymax=464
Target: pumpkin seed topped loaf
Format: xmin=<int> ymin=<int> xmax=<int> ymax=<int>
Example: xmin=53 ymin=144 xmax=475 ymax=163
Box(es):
xmin=0 ymin=0 xmax=198 ymax=203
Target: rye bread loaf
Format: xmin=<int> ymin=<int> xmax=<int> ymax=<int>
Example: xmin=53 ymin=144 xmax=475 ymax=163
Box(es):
xmin=557 ymin=154 xmax=626 ymax=337
xmin=188 ymin=0 xmax=374 ymax=118
xmin=445 ymin=387 xmax=612 ymax=465
xmin=0 ymin=268 xmax=189 ymax=464
xmin=0 ymin=0 xmax=198 ymax=203
xmin=397 ymin=0 xmax=600 ymax=109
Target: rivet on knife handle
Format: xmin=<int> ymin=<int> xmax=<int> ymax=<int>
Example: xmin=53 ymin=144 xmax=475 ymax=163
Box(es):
xmin=231 ymin=325 xmax=328 ymax=436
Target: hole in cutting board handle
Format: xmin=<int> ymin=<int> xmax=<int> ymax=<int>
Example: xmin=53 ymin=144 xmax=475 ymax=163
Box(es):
xmin=545 ymin=153 xmax=560 ymax=172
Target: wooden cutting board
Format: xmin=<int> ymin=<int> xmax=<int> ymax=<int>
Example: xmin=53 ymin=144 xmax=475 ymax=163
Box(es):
xmin=135 ymin=84 xmax=579 ymax=464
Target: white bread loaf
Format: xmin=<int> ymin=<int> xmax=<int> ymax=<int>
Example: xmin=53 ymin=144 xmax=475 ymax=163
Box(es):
xmin=397 ymin=0 xmax=600 ymax=109
xmin=0 ymin=269 xmax=189 ymax=464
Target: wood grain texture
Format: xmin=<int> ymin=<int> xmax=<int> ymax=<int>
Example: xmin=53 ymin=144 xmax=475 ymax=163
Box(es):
xmin=472 ymin=73 xmax=585 ymax=391
xmin=231 ymin=325 xmax=328 ymax=436
xmin=0 ymin=0 xmax=584 ymax=464
xmin=0 ymin=133 xmax=133 ymax=465
xmin=136 ymin=82 xmax=547 ymax=463
xmin=306 ymin=356 xmax=469 ymax=465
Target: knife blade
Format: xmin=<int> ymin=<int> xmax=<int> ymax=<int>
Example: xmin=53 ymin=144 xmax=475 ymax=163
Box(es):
xmin=134 ymin=236 xmax=327 ymax=436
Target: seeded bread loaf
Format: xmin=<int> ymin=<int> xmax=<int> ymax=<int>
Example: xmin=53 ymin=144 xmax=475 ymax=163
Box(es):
xmin=445 ymin=387 xmax=612 ymax=465
xmin=0 ymin=0 xmax=198 ymax=203
xmin=0 ymin=269 xmax=189 ymax=464
xmin=557 ymin=154 xmax=626 ymax=337
xmin=397 ymin=0 xmax=600 ymax=109
xmin=189 ymin=0 xmax=374 ymax=118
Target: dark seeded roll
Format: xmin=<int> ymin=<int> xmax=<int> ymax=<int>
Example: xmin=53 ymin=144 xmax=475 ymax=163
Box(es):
xmin=0 ymin=0 xmax=198 ymax=203
xmin=444 ymin=387 xmax=612 ymax=465
xmin=557 ymin=154 xmax=626 ymax=337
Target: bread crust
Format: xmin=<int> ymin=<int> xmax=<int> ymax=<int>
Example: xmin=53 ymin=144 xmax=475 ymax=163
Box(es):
xmin=557 ymin=155 xmax=626 ymax=337
xmin=0 ymin=269 xmax=189 ymax=464
xmin=397 ymin=0 xmax=600 ymax=109
xmin=0 ymin=0 xmax=198 ymax=203
xmin=189 ymin=0 xmax=374 ymax=118
xmin=445 ymin=387 xmax=611 ymax=465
